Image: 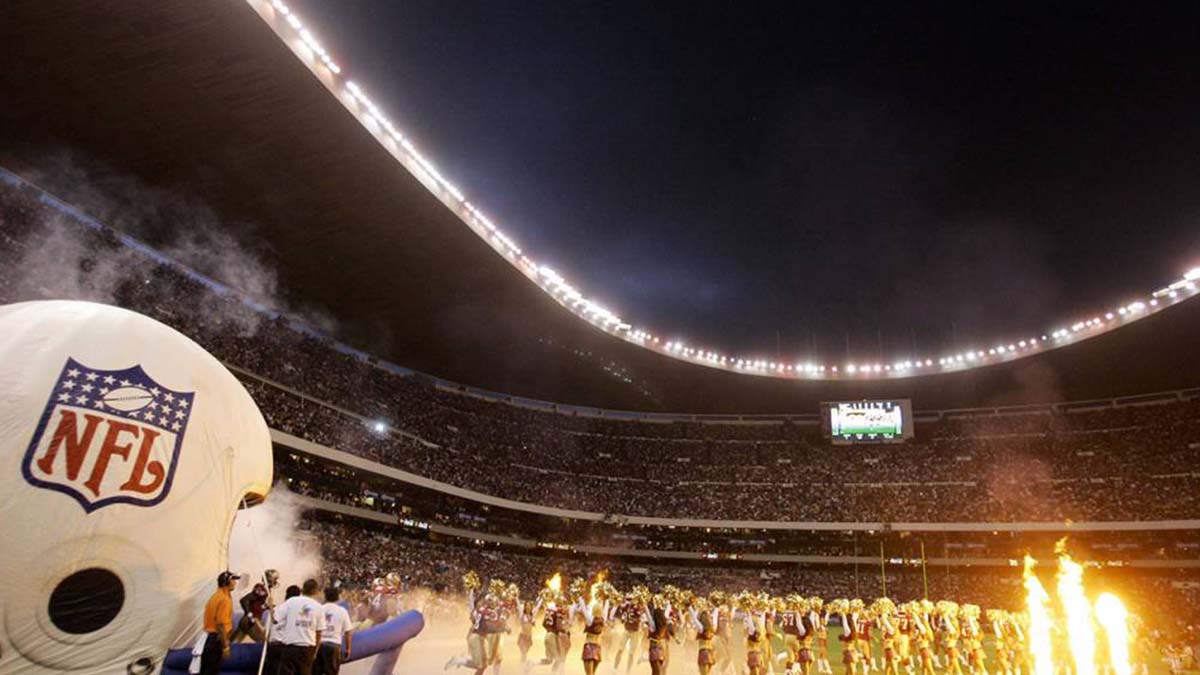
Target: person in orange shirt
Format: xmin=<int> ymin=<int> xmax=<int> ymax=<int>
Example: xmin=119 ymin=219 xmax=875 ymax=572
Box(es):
xmin=201 ymin=571 xmax=240 ymax=675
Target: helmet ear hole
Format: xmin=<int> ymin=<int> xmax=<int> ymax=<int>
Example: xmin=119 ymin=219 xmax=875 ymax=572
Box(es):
xmin=48 ymin=568 xmax=125 ymax=634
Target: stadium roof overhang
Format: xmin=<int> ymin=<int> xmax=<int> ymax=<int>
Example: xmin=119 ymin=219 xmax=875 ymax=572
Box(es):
xmin=3 ymin=0 xmax=1200 ymax=413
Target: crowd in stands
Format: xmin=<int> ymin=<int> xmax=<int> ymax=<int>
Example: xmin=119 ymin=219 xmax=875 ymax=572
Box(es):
xmin=4 ymin=175 xmax=1200 ymax=527
xmin=249 ymin=374 xmax=1200 ymax=522
xmin=276 ymin=451 xmax=1200 ymax=561
xmin=301 ymin=516 xmax=1200 ymax=624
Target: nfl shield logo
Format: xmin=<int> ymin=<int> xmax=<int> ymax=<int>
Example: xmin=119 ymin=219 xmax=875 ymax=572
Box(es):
xmin=22 ymin=358 xmax=195 ymax=512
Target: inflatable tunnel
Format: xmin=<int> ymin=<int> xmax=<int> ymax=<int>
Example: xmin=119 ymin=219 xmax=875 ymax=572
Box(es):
xmin=161 ymin=610 xmax=425 ymax=675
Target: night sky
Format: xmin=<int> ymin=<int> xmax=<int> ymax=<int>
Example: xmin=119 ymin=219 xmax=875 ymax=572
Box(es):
xmin=288 ymin=0 xmax=1200 ymax=360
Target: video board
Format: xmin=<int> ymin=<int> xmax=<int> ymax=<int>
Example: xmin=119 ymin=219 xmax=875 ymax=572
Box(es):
xmin=822 ymin=399 xmax=913 ymax=444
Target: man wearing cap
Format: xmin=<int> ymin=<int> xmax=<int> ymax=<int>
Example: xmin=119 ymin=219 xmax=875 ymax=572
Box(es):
xmin=200 ymin=571 xmax=240 ymax=675
xmin=273 ymin=578 xmax=328 ymax=675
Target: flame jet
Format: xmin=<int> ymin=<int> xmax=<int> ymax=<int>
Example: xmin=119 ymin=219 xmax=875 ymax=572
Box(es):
xmin=1023 ymin=555 xmax=1056 ymax=675
xmin=1056 ymin=545 xmax=1096 ymax=675
xmin=1095 ymin=593 xmax=1132 ymax=675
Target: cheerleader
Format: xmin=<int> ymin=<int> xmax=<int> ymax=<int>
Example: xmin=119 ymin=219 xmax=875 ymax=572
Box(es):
xmin=875 ymin=600 xmax=899 ymax=675
xmin=644 ymin=597 xmax=672 ymax=675
xmin=988 ymin=610 xmax=1012 ymax=675
xmin=764 ymin=597 xmax=784 ymax=675
xmin=712 ymin=592 xmax=735 ymax=675
xmin=691 ymin=600 xmax=718 ymax=675
xmin=1003 ymin=612 xmax=1024 ymax=675
xmin=578 ymin=593 xmax=611 ymax=675
xmin=810 ymin=598 xmax=832 ymax=675
xmin=603 ymin=598 xmax=619 ymax=669
xmin=744 ymin=597 xmax=767 ymax=675
xmin=835 ymin=600 xmax=859 ymax=675
xmin=931 ymin=604 xmax=946 ymax=670
xmin=939 ymin=603 xmax=965 ymax=675
xmin=913 ymin=602 xmax=936 ymax=675
xmin=516 ymin=595 xmax=537 ymax=667
xmin=797 ymin=598 xmax=817 ymax=675
xmin=961 ymin=605 xmax=987 ymax=675
xmin=665 ymin=593 xmax=685 ymax=673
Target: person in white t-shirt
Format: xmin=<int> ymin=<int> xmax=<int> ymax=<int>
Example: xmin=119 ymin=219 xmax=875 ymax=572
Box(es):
xmin=273 ymin=579 xmax=328 ymax=675
xmin=314 ymin=586 xmax=355 ymax=675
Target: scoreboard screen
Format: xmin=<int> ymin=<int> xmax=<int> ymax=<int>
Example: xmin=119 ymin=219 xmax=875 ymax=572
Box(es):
xmin=822 ymin=400 xmax=913 ymax=444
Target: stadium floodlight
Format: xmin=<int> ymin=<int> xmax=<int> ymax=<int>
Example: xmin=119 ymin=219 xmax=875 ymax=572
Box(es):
xmin=252 ymin=0 xmax=1200 ymax=382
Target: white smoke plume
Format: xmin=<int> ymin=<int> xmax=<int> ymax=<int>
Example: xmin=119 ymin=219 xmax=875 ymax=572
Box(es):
xmin=5 ymin=151 xmax=338 ymax=336
xmin=228 ymin=484 xmax=323 ymax=592
xmin=10 ymin=213 xmax=144 ymax=304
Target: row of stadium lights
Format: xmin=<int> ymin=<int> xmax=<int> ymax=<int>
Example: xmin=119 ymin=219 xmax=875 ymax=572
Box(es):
xmin=255 ymin=0 xmax=1200 ymax=380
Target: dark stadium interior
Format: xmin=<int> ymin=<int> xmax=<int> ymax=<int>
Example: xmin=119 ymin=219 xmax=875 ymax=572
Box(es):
xmin=5 ymin=3 xmax=1200 ymax=672
xmin=4 ymin=0 xmax=1200 ymax=415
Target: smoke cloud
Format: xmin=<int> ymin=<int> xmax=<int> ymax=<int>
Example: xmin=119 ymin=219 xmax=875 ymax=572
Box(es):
xmin=228 ymin=484 xmax=323 ymax=592
xmin=6 ymin=150 xmax=337 ymax=336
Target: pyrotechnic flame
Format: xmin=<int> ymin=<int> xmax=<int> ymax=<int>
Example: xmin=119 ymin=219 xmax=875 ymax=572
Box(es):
xmin=589 ymin=570 xmax=608 ymax=604
xmin=546 ymin=572 xmax=562 ymax=593
xmin=1023 ymin=555 xmax=1055 ymax=675
xmin=1095 ymin=593 xmax=1132 ymax=675
xmin=1056 ymin=547 xmax=1096 ymax=675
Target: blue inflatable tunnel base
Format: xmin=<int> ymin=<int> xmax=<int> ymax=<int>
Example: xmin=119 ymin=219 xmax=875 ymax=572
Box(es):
xmin=162 ymin=610 xmax=424 ymax=675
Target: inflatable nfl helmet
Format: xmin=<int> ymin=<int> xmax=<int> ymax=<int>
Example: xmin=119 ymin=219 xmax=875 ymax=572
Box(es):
xmin=0 ymin=300 xmax=273 ymax=674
